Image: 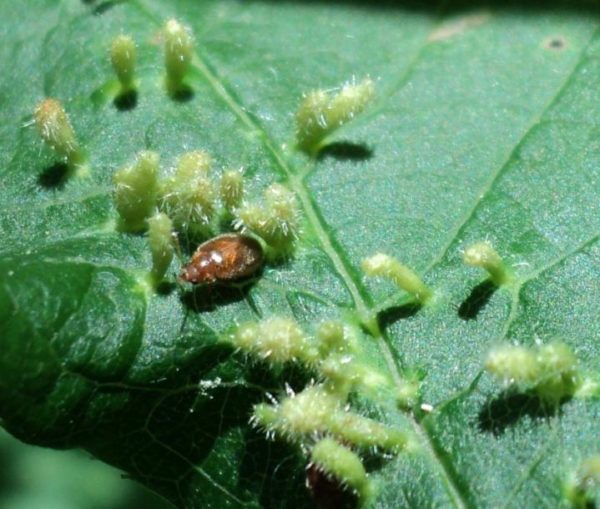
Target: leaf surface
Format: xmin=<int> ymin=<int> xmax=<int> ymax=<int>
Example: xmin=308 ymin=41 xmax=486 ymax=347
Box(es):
xmin=0 ymin=1 xmax=599 ymax=508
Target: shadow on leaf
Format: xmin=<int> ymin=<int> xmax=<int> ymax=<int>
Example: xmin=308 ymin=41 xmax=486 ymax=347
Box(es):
xmin=38 ymin=162 xmax=70 ymax=189
xmin=377 ymin=302 xmax=421 ymax=329
xmin=458 ymin=280 xmax=497 ymax=321
xmin=169 ymin=84 xmax=194 ymax=103
xmin=181 ymin=283 xmax=254 ymax=312
xmin=240 ymin=429 xmax=314 ymax=509
xmin=478 ymin=390 xmax=570 ymax=435
xmin=114 ymin=90 xmax=138 ymax=111
xmin=318 ymin=142 xmax=373 ymax=162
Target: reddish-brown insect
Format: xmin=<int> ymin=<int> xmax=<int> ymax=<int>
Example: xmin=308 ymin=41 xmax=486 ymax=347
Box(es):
xmin=180 ymin=233 xmax=264 ymax=284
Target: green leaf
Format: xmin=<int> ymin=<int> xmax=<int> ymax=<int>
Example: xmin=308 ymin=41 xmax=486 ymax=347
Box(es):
xmin=1 ymin=1 xmax=599 ymax=508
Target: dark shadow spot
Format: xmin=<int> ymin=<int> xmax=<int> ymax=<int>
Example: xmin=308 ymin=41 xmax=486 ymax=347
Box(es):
xmin=156 ymin=281 xmax=177 ymax=296
xmin=114 ymin=89 xmax=137 ymax=111
xmin=544 ymin=36 xmax=567 ymax=51
xmin=169 ymin=84 xmax=194 ymax=103
xmin=115 ymin=219 xmax=148 ymax=235
xmin=38 ymin=162 xmax=70 ymax=189
xmin=92 ymin=0 xmax=126 ymax=15
xmin=318 ymin=142 xmax=373 ymax=162
xmin=377 ymin=302 xmax=421 ymax=329
xmin=181 ymin=281 xmax=254 ymax=313
xmin=478 ymin=390 xmax=569 ymax=435
xmin=305 ymin=463 xmax=358 ymax=509
xmin=239 ymin=429 xmax=314 ymax=509
xmin=458 ymin=280 xmax=497 ymax=320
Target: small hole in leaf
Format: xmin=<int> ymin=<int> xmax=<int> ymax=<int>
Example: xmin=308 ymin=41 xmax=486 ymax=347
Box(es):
xmin=38 ymin=162 xmax=70 ymax=189
xmin=458 ymin=280 xmax=496 ymax=320
xmin=114 ymin=89 xmax=138 ymax=111
xmin=318 ymin=142 xmax=373 ymax=162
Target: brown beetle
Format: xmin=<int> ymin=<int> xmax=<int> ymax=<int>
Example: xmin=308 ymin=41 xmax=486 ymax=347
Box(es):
xmin=180 ymin=233 xmax=263 ymax=284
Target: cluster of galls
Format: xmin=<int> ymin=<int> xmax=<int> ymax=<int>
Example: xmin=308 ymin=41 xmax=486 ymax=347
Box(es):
xmin=230 ymin=317 xmax=414 ymax=504
xmin=485 ymin=342 xmax=584 ymax=406
xmin=361 ymin=243 xmax=597 ymax=404
xmin=111 ymin=149 xmax=301 ymax=288
xmin=110 ymin=18 xmax=194 ymax=100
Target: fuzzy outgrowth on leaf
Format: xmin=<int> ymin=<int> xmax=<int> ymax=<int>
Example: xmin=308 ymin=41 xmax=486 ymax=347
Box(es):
xmin=159 ymin=151 xmax=215 ymax=238
xmin=113 ymin=151 xmax=160 ymax=232
xmin=147 ymin=212 xmax=174 ymax=286
xmin=463 ymin=241 xmax=510 ymax=285
xmin=296 ymin=78 xmax=375 ymax=154
xmin=565 ymin=456 xmax=600 ymax=508
xmin=362 ymin=253 xmax=432 ymax=303
xmin=111 ymin=35 xmax=136 ymax=92
xmin=236 ymin=183 xmax=301 ymax=257
xmin=164 ymin=18 xmax=193 ymax=96
xmin=253 ymin=384 xmax=409 ymax=452
xmin=232 ymin=317 xmax=317 ymax=364
xmin=220 ymin=169 xmax=244 ymax=212
xmin=310 ymin=439 xmax=372 ymax=502
xmin=485 ymin=342 xmax=581 ymax=405
xmin=34 ymin=98 xmax=82 ymax=167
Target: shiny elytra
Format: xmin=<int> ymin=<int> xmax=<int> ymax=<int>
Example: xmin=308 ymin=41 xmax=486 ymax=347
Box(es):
xmin=180 ymin=233 xmax=263 ymax=284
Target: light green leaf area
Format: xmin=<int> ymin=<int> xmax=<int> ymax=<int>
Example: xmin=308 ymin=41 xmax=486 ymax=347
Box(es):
xmin=0 ymin=1 xmax=599 ymax=508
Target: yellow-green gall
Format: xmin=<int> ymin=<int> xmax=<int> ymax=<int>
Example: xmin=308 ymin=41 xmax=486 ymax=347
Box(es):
xmin=252 ymin=385 xmax=340 ymax=438
xmin=396 ymin=378 xmax=421 ymax=410
xmin=485 ymin=345 xmax=540 ymax=386
xmin=310 ymin=439 xmax=371 ymax=501
xmin=147 ymin=212 xmax=174 ymax=285
xmin=176 ymin=150 xmax=211 ymax=180
xmin=220 ymin=169 xmax=244 ymax=211
xmin=362 ymin=253 xmax=432 ymax=303
xmin=253 ymin=382 xmax=407 ymax=453
xmin=535 ymin=342 xmax=580 ymax=404
xmin=164 ymin=18 xmax=193 ymax=95
xmin=34 ymin=98 xmax=82 ymax=167
xmin=564 ymin=456 xmax=600 ymax=508
xmin=113 ymin=151 xmax=159 ymax=232
xmin=111 ymin=35 xmax=136 ymax=91
xmin=316 ymin=320 xmax=346 ymax=357
xmin=463 ymin=241 xmax=510 ymax=285
xmin=318 ymin=354 xmax=359 ymax=396
xmin=295 ymin=90 xmax=330 ymax=152
xmin=264 ymin=183 xmax=301 ymax=239
xmin=236 ymin=183 xmax=300 ymax=256
xmin=328 ymin=412 xmax=408 ymax=453
xmin=486 ymin=342 xmax=581 ymax=405
xmin=231 ymin=317 xmax=318 ymax=364
xmin=159 ymin=151 xmax=215 ymax=237
xmin=296 ymin=78 xmax=375 ymax=153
